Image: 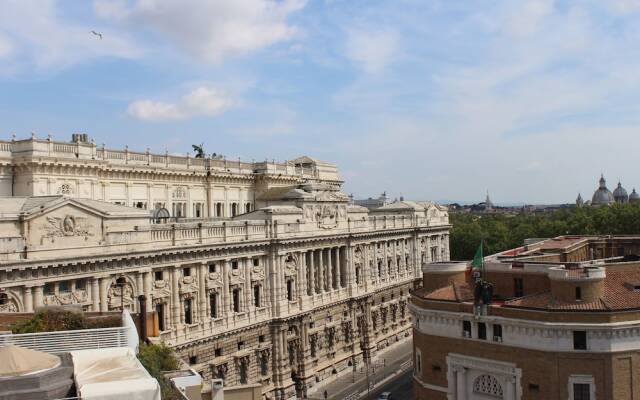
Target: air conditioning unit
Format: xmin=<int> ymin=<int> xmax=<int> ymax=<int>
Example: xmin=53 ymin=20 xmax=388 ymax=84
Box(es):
xmin=493 ymin=336 xmax=503 ymax=343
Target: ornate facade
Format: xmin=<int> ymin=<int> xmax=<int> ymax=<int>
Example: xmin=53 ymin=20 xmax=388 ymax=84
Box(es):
xmin=0 ymin=134 xmax=451 ymax=399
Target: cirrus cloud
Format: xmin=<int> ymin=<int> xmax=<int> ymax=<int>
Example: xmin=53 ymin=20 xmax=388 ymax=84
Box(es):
xmin=127 ymin=87 xmax=233 ymax=121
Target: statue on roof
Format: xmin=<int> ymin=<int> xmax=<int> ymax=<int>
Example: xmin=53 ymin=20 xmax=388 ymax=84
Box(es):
xmin=192 ymin=143 xmax=205 ymax=158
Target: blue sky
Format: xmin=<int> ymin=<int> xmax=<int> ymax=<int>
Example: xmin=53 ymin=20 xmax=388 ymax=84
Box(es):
xmin=2 ymin=0 xmax=640 ymax=204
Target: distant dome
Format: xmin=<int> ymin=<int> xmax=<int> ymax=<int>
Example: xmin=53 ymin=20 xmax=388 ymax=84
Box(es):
xmin=630 ymin=188 xmax=640 ymax=203
xmin=613 ymin=182 xmax=629 ymax=203
xmin=592 ymin=175 xmax=614 ymax=206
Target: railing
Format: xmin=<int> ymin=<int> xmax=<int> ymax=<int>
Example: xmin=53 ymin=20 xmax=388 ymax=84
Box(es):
xmin=0 ymin=311 xmax=138 ymax=354
xmin=0 ymin=138 xmax=333 ymax=179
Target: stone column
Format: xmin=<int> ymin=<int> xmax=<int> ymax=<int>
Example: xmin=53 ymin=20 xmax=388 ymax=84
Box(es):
xmin=244 ymin=258 xmax=251 ymax=311
xmin=335 ymin=246 xmax=342 ymax=288
xmin=455 ymin=367 xmax=467 ymax=400
xmin=504 ymin=376 xmax=516 ymax=400
xmin=326 ymin=248 xmax=333 ymax=291
xmin=136 ymin=272 xmax=144 ymax=313
xmin=172 ymin=267 xmax=181 ymax=327
xmin=33 ymin=284 xmax=44 ymax=312
xmin=199 ymin=263 xmax=208 ymax=322
xmin=91 ymin=278 xmax=100 ymax=311
xmin=143 ymin=270 xmax=153 ymax=311
xmin=223 ymin=260 xmax=231 ymax=317
xmin=23 ymin=285 xmax=33 ymax=313
xmin=99 ymin=277 xmax=109 ymax=312
xmin=308 ymin=251 xmax=315 ymax=296
xmin=318 ymin=249 xmax=324 ymax=293
xmin=298 ymin=251 xmax=306 ymax=299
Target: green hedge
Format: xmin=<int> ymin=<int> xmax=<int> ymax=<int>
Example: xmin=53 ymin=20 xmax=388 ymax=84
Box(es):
xmin=10 ymin=310 xmax=120 ymax=334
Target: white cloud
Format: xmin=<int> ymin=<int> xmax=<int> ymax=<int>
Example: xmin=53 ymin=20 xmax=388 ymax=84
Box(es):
xmin=95 ymin=0 xmax=305 ymax=64
xmin=0 ymin=34 xmax=12 ymax=58
xmin=345 ymin=28 xmax=399 ymax=73
xmin=127 ymin=87 xmax=233 ymax=121
xmin=0 ymin=0 xmax=138 ymax=73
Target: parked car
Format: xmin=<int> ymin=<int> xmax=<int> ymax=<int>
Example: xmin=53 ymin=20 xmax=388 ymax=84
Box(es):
xmin=378 ymin=392 xmax=393 ymax=400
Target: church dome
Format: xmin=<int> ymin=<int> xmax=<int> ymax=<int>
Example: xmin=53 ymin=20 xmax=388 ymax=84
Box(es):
xmin=613 ymin=182 xmax=629 ymax=203
xmin=630 ymin=188 xmax=640 ymax=203
xmin=592 ymin=175 xmax=614 ymax=206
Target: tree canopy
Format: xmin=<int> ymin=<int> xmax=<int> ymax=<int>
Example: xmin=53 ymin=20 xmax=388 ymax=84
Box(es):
xmin=450 ymin=204 xmax=640 ymax=260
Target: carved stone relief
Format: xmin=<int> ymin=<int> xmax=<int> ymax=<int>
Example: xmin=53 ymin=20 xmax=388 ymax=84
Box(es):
xmin=42 ymin=215 xmax=93 ymax=239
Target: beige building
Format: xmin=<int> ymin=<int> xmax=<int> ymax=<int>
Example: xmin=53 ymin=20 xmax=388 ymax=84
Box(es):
xmin=411 ymin=236 xmax=640 ymax=400
xmin=0 ymin=134 xmax=451 ymax=399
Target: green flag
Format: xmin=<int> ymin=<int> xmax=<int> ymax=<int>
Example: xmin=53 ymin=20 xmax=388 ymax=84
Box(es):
xmin=471 ymin=242 xmax=483 ymax=270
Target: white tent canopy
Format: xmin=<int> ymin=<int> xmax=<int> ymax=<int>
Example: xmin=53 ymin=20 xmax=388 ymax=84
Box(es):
xmin=70 ymin=347 xmax=161 ymax=400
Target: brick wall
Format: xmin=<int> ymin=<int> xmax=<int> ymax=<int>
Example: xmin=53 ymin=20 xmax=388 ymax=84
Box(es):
xmin=413 ymin=329 xmax=640 ymax=400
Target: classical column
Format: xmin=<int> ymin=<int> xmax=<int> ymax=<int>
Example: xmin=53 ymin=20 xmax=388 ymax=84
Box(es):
xmin=99 ymin=277 xmax=108 ymax=312
xmin=136 ymin=272 xmax=144 ymax=313
xmin=308 ymin=251 xmax=316 ymax=295
xmin=172 ymin=267 xmax=181 ymax=327
xmin=243 ymin=258 xmax=251 ymax=311
xmin=298 ymin=251 xmax=306 ymax=299
xmin=23 ymin=286 xmax=33 ymax=313
xmin=143 ymin=270 xmax=153 ymax=311
xmin=199 ymin=263 xmax=208 ymax=322
xmin=91 ymin=278 xmax=100 ymax=311
xmin=318 ymin=249 xmax=324 ymax=293
xmin=33 ymin=284 xmax=44 ymax=312
xmin=335 ymin=247 xmax=342 ymax=288
xmin=326 ymin=248 xmax=333 ymax=291
xmin=455 ymin=367 xmax=467 ymax=400
xmin=223 ymin=260 xmax=231 ymax=316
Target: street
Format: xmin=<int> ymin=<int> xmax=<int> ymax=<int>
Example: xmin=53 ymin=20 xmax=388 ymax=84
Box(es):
xmin=369 ymin=368 xmax=413 ymax=400
xmin=306 ymin=338 xmax=413 ymax=400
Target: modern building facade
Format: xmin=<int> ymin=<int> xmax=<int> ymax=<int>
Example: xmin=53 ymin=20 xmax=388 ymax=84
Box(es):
xmin=411 ymin=235 xmax=640 ymax=400
xmin=0 ymin=134 xmax=452 ymax=399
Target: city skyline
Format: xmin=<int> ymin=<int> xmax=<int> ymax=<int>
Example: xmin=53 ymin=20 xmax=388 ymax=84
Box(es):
xmin=2 ymin=0 xmax=640 ymax=204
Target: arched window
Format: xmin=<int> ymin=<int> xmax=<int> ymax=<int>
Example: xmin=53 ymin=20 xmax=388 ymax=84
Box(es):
xmin=215 ymin=203 xmax=223 ymax=217
xmin=231 ymin=203 xmax=238 ymax=217
xmin=473 ymin=374 xmax=504 ymax=397
xmin=245 ymin=202 xmax=252 ymax=213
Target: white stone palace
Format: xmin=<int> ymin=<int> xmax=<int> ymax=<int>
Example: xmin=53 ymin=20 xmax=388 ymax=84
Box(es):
xmin=0 ymin=134 xmax=451 ymax=399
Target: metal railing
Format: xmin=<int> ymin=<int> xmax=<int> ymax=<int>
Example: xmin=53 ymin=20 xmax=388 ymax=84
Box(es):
xmin=0 ymin=311 xmax=138 ymax=354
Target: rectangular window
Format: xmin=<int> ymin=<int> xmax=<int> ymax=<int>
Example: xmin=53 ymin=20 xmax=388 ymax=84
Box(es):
xmin=415 ymin=349 xmax=422 ymax=375
xmin=232 ymin=288 xmax=240 ymax=313
xmin=514 ymin=278 xmax=524 ymax=297
xmin=575 ymin=286 xmax=582 ymax=301
xmin=210 ymin=293 xmax=218 ymax=319
xmin=478 ymin=322 xmax=487 ymax=340
xmin=155 ymin=303 xmax=165 ymax=331
xmin=253 ymin=285 xmax=261 ymax=307
xmin=573 ymin=331 xmax=587 ymax=350
xmin=209 ymin=264 xmax=217 ymax=273
xmin=154 ymin=270 xmax=163 ymax=281
xmin=214 ymin=348 xmax=222 ymax=357
xmin=232 ymin=261 xmax=239 ymax=270
xmin=462 ymin=320 xmax=472 ymax=338
xmin=287 ymin=280 xmax=294 ymax=301
xmin=75 ymin=279 xmax=86 ymax=290
xmin=253 ymin=258 xmax=260 ymax=267
xmin=44 ymin=283 xmax=54 ymax=295
xmin=259 ymin=335 xmax=265 ymax=343
xmin=189 ymin=356 xmax=197 ymax=365
xmin=493 ymin=324 xmax=503 ymax=342
xmin=237 ymin=341 xmax=245 ymax=350
xmin=59 ymin=281 xmax=70 ymax=293
xmin=573 ymin=383 xmax=591 ymax=400
xmin=183 ymin=267 xmax=191 ymax=277
xmin=184 ymin=298 xmax=193 ymax=324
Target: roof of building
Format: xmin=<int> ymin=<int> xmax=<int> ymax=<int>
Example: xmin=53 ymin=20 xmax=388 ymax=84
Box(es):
xmin=592 ymin=175 xmax=615 ymax=205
